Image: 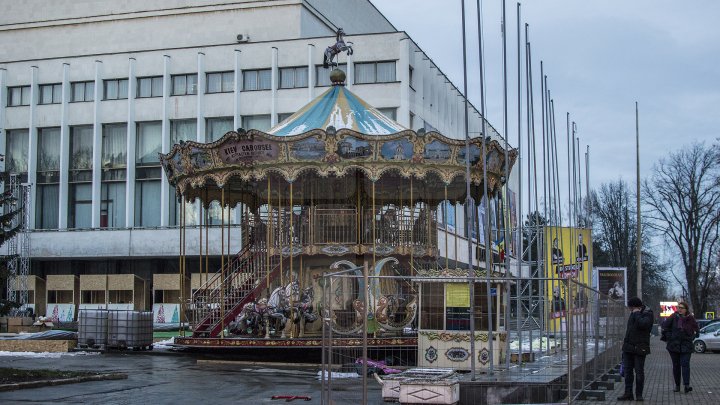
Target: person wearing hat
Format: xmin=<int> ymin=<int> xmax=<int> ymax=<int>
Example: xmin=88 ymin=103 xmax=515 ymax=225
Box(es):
xmin=661 ymin=301 xmax=699 ymax=394
xmin=618 ymin=296 xmax=654 ymax=401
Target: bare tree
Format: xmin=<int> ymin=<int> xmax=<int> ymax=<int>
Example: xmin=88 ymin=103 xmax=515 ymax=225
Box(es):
xmin=590 ymin=180 xmax=669 ymax=310
xmin=643 ymin=143 xmax=720 ymax=315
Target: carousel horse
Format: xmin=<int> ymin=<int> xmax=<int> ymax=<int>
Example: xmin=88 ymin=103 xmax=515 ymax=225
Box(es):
xmin=265 ymin=280 xmax=299 ymax=338
xmin=230 ymin=298 xmax=269 ymax=336
xmin=292 ymin=286 xmax=318 ymax=338
xmin=323 ymin=28 xmax=353 ymax=69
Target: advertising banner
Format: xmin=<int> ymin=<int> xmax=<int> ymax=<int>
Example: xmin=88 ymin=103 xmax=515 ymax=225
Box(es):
xmin=660 ymin=301 xmax=678 ymax=318
xmin=47 ymin=303 xmax=75 ymax=322
xmin=545 ymin=226 xmax=593 ymax=332
xmin=153 ymin=303 xmax=180 ymax=324
xmin=596 ymin=267 xmax=627 ymax=306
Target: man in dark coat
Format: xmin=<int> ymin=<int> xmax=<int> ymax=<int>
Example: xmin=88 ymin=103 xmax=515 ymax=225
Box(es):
xmin=618 ymin=296 xmax=654 ymax=401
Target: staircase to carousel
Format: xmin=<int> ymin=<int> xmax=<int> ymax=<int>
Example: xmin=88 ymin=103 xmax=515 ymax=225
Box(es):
xmin=190 ymin=238 xmax=281 ymax=338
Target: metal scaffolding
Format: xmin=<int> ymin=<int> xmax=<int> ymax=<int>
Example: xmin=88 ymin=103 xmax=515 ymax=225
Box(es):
xmin=6 ymin=173 xmax=31 ymax=312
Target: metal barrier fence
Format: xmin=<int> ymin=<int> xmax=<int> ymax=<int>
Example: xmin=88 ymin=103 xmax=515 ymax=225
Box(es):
xmin=319 ymin=269 xmax=627 ymax=404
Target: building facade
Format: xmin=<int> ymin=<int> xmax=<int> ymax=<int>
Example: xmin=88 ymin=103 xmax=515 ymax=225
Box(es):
xmin=0 ymin=0 xmax=509 ymax=317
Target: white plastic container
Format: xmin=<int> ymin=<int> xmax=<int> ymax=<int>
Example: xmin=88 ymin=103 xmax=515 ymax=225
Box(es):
xmin=107 ymin=310 xmax=153 ymax=349
xmin=78 ymin=309 xmax=109 ymax=348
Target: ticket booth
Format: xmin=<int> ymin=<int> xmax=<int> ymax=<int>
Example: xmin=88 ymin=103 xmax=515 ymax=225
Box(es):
xmin=46 ymin=275 xmax=79 ymax=322
xmin=416 ymin=279 xmax=507 ymax=369
xmin=153 ymin=273 xmax=190 ymax=324
xmin=10 ymin=275 xmax=46 ymax=316
xmin=79 ymin=274 xmax=147 ymax=311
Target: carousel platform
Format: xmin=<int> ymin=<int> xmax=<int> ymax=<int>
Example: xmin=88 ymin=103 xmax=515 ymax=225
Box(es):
xmin=173 ymin=336 xmax=417 ymax=349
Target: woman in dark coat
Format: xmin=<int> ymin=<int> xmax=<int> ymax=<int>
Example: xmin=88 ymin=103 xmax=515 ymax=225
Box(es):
xmin=662 ymin=301 xmax=699 ymax=393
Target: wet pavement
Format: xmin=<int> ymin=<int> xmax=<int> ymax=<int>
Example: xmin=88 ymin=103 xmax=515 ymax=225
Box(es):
xmin=0 ymin=351 xmax=382 ymax=404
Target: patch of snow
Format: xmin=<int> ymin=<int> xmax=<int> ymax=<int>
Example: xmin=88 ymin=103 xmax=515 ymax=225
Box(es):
xmin=152 ymin=337 xmax=175 ymax=350
xmin=316 ymin=370 xmax=360 ymax=380
xmin=0 ymin=350 xmax=101 ymax=358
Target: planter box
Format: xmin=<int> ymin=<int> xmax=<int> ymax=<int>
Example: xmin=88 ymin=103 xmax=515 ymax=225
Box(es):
xmin=399 ymin=377 xmax=459 ymax=405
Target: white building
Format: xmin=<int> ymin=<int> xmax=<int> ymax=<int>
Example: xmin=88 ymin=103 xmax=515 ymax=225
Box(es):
xmin=0 ymin=0 xmax=509 ymax=316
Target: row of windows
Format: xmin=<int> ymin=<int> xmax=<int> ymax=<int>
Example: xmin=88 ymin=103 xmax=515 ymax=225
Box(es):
xmin=6 ymin=62 xmax=398 ymax=106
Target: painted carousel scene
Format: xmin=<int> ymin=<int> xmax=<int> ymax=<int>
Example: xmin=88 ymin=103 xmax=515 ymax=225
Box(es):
xmin=8 ymin=1 xmax=714 ymax=404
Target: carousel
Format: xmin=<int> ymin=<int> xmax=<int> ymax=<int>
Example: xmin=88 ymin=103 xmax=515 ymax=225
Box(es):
xmin=161 ymin=48 xmax=516 ymax=356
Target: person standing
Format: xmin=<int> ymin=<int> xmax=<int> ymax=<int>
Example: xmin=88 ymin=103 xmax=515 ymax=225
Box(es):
xmin=618 ymin=297 xmax=654 ymax=401
xmin=662 ymin=301 xmax=699 ymax=393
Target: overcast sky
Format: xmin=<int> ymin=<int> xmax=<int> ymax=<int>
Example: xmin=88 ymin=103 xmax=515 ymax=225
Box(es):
xmin=371 ymin=0 xmax=719 ymax=190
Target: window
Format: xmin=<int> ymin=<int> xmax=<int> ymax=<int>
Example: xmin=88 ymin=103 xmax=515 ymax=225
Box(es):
xmin=136 ymin=122 xmax=161 ymax=165
xmin=171 ymin=74 xmax=197 ymax=96
xmin=355 ymin=61 xmax=396 ymax=84
xmin=5 ymin=129 xmax=29 ymax=174
xmin=207 ymin=117 xmax=234 ymax=142
xmin=241 ymin=115 xmax=271 ymax=132
xmin=101 ymin=124 xmax=127 ymax=171
xmin=68 ymin=125 xmax=93 ymax=229
xmin=103 ymin=79 xmax=129 ymax=100
xmin=277 ymin=113 xmax=293 ymax=123
xmin=279 ymin=66 xmax=308 ymax=89
xmin=39 ymin=83 xmax=63 ymax=105
xmin=36 ymin=127 xmax=60 ymax=230
xmin=7 ymin=85 xmax=31 ymax=106
xmin=206 ymin=71 xmax=234 ymax=93
xmin=409 ymin=65 xmax=415 ymax=90
xmin=135 ymin=122 xmax=161 ymax=228
xmin=377 ymin=108 xmax=397 ymax=121
xmin=242 ymin=69 xmax=271 ymax=91
xmin=137 ymin=76 xmax=163 ymax=98
xmin=315 ymin=64 xmax=346 ymax=86
xmin=71 ymin=81 xmax=95 ymax=102
xmin=170 ymin=119 xmax=196 ymax=145
xmin=419 ymin=283 xmax=494 ymax=331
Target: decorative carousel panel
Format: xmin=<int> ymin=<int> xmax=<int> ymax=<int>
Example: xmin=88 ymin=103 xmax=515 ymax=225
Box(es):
xmin=289 ymin=136 xmax=326 ymax=161
xmin=189 ymin=147 xmax=213 ymax=171
xmin=456 ymin=143 xmax=482 ymax=166
xmin=380 ymin=138 xmax=413 ymax=161
xmin=336 ymin=136 xmax=373 ymax=159
xmin=424 ymin=140 xmax=452 ymax=163
xmin=215 ymin=138 xmax=280 ymax=165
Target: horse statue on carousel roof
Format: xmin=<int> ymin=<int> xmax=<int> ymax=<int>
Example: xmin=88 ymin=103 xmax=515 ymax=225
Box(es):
xmin=323 ymin=28 xmax=353 ymax=69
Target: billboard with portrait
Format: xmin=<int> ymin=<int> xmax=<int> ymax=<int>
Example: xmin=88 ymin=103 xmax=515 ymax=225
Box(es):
xmin=595 ymin=267 xmax=627 ymax=306
xmin=545 ymin=226 xmax=593 ymax=331
xmin=660 ymin=301 xmax=678 ymax=318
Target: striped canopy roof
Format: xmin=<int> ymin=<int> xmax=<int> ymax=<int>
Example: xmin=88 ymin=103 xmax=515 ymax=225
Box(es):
xmin=268 ymin=85 xmax=407 ymax=136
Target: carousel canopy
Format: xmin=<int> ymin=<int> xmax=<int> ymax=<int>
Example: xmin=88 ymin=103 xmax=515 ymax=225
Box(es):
xmin=269 ymin=85 xmax=406 ymax=136
xmin=159 ymin=69 xmax=517 ymax=207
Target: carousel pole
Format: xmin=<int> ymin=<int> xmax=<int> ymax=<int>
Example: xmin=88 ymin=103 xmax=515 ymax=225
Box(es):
xmin=279 ymin=179 xmax=284 ymax=289
xmin=267 ymin=177 xmax=271 ymax=293
xmin=444 ymin=185 xmax=449 ymax=270
xmin=410 ymin=177 xmax=414 ymax=272
xmin=289 ymin=181 xmax=294 ymax=339
xmin=220 ymin=187 xmax=225 ymax=338
xmin=460 ymin=0 xmax=477 ymax=378
xmin=179 ymin=197 xmax=185 ymax=337
xmin=205 ymin=190 xmax=209 ymax=286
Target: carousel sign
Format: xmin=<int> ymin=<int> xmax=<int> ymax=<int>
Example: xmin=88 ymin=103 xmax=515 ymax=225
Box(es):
xmin=219 ymin=140 xmax=279 ymax=164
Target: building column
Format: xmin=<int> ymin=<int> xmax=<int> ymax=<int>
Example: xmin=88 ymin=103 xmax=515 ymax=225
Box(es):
xmin=27 ymin=66 xmax=38 ymax=230
xmin=91 ymin=61 xmax=103 ymax=228
xmin=398 ymin=38 xmax=411 ymax=128
xmin=125 ymin=57 xmax=137 ymax=228
xmin=160 ymin=55 xmax=171 ymax=227
xmin=307 ymin=44 xmax=314 ymax=102
xmin=58 ymin=63 xmax=70 ymax=229
xmin=0 ymin=68 xmax=6 ymax=187
xmin=346 ymin=52 xmax=354 ymax=89
xmin=270 ymin=47 xmax=278 ymax=127
xmin=233 ymin=49 xmax=241 ymax=130
xmin=196 ymin=52 xmax=206 ymax=143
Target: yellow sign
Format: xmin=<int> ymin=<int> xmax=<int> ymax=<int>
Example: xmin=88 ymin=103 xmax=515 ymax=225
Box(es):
xmin=446 ymin=283 xmax=470 ymax=308
xmin=706 ymin=312 xmax=715 ymax=320
xmin=545 ymin=227 xmax=593 ymax=331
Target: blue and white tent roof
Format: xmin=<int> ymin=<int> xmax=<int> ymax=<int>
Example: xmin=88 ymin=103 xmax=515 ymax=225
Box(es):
xmin=268 ymin=85 xmax=407 ymax=136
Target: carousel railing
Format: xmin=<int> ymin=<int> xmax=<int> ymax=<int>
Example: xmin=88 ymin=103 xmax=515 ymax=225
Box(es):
xmin=361 ymin=207 xmax=438 ymax=248
xmin=312 ymin=206 xmax=357 ymax=245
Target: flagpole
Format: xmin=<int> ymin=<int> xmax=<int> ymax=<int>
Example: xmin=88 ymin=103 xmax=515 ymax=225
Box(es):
xmin=460 ymin=0 xmax=477 ymax=379
xmin=635 ymin=102 xmax=642 ymax=298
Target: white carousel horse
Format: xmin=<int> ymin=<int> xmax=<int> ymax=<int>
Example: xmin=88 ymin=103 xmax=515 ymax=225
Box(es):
xmin=265 ymin=280 xmax=299 ymax=338
xmin=323 ymin=28 xmax=353 ymax=69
